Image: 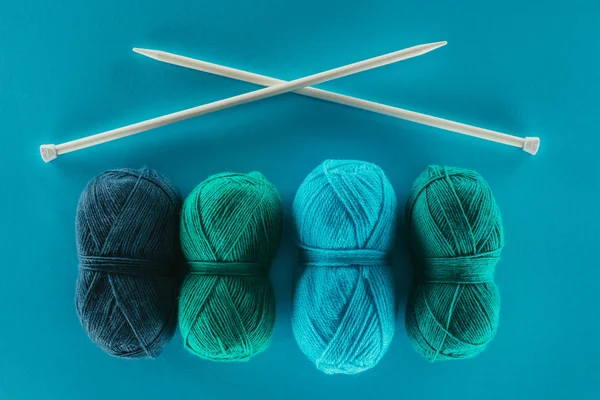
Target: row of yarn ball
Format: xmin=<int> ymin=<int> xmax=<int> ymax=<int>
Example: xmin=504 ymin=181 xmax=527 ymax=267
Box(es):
xmin=75 ymin=160 xmax=504 ymax=374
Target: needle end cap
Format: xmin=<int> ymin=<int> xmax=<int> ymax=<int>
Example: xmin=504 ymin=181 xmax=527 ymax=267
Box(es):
xmin=40 ymin=145 xmax=57 ymax=162
xmin=523 ymin=137 xmax=540 ymax=155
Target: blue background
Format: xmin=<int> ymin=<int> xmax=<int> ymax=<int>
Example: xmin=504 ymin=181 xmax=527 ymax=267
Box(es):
xmin=1 ymin=0 xmax=598 ymax=399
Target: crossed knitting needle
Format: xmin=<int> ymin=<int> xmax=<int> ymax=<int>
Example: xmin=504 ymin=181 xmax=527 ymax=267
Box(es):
xmin=134 ymin=48 xmax=540 ymax=157
xmin=40 ymin=42 xmax=444 ymax=161
xmin=40 ymin=41 xmax=539 ymax=162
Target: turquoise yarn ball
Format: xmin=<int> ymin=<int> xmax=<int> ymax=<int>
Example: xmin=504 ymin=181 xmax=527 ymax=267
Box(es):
xmin=405 ymin=166 xmax=503 ymax=361
xmin=292 ymin=160 xmax=397 ymax=374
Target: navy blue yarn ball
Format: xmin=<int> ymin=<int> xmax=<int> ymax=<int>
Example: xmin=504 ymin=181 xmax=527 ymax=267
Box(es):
xmin=75 ymin=168 xmax=180 ymax=358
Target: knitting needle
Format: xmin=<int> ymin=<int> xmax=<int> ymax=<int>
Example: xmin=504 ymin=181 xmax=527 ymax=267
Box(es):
xmin=40 ymin=41 xmax=446 ymax=162
xmin=133 ymin=49 xmax=540 ymax=156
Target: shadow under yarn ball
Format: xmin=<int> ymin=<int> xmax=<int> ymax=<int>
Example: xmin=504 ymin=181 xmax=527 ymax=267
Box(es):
xmin=178 ymin=172 xmax=282 ymax=361
xmin=292 ymin=160 xmax=397 ymax=375
xmin=75 ymin=168 xmax=181 ymax=358
xmin=405 ymin=166 xmax=503 ymax=361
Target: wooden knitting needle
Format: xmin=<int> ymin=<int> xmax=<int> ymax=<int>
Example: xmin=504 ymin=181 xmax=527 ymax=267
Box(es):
xmin=40 ymin=41 xmax=446 ymax=162
xmin=133 ymin=48 xmax=540 ymax=156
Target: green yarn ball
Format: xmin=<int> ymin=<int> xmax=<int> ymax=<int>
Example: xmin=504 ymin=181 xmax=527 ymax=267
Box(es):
xmin=178 ymin=172 xmax=282 ymax=361
xmin=405 ymin=166 xmax=504 ymax=361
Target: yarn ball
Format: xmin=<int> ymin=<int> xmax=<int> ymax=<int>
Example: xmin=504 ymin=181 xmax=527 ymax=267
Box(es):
xmin=179 ymin=172 xmax=282 ymax=361
xmin=405 ymin=166 xmax=504 ymax=361
xmin=75 ymin=168 xmax=181 ymax=358
xmin=291 ymin=160 xmax=397 ymax=375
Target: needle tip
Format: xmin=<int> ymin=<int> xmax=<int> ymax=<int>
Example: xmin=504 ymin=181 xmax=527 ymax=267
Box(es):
xmin=417 ymin=41 xmax=448 ymax=55
xmin=132 ymin=47 xmax=161 ymax=60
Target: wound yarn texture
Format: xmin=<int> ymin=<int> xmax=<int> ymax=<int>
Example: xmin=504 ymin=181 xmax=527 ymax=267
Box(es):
xmin=405 ymin=166 xmax=503 ymax=361
xmin=292 ymin=160 xmax=397 ymax=375
xmin=75 ymin=168 xmax=180 ymax=358
xmin=179 ymin=172 xmax=282 ymax=361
